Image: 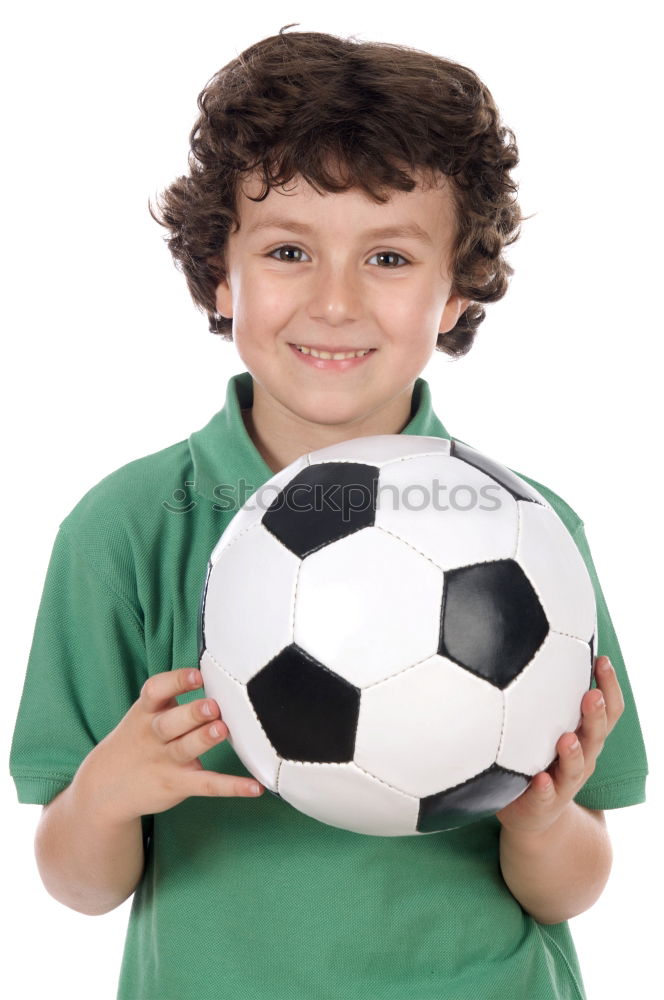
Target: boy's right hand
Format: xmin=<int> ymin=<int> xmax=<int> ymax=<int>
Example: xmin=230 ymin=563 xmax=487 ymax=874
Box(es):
xmin=76 ymin=667 xmax=265 ymax=824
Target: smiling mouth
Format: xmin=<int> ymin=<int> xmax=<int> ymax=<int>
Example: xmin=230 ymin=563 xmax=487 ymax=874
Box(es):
xmin=289 ymin=343 xmax=376 ymax=360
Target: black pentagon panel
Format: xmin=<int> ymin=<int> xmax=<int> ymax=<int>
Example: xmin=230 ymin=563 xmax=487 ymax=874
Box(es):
xmin=247 ymin=644 xmax=360 ymax=763
xmin=418 ymin=764 xmax=530 ymax=833
xmin=262 ymin=462 xmax=379 ymax=558
xmin=450 ymin=439 xmax=545 ymax=506
xmin=439 ymin=559 xmax=549 ymax=688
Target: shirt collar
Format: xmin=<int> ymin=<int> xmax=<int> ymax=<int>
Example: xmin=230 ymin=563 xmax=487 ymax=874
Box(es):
xmin=188 ymin=371 xmax=451 ymax=504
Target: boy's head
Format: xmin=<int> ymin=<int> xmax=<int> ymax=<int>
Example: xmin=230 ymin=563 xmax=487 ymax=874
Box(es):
xmin=151 ymin=25 xmax=523 ymax=361
xmin=210 ymin=163 xmax=467 ymax=434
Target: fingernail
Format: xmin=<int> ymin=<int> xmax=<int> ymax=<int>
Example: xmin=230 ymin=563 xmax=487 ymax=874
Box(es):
xmin=201 ymin=701 xmax=212 ymax=716
xmin=189 ymin=669 xmax=200 ymax=685
xmin=595 ymin=693 xmax=605 ymax=709
xmin=210 ymin=724 xmax=221 ymax=738
xmin=598 ymin=658 xmax=612 ymax=673
xmin=249 ymin=783 xmax=262 ymax=795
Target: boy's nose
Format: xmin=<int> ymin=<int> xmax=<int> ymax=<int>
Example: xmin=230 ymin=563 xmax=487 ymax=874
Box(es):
xmin=306 ymin=261 xmax=362 ymax=324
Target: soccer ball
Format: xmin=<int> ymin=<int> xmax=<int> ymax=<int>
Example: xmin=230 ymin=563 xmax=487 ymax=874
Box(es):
xmin=199 ymin=435 xmax=597 ymax=836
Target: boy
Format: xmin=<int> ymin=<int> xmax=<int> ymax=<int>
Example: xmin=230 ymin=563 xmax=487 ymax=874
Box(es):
xmin=10 ymin=25 xmax=648 ymax=1000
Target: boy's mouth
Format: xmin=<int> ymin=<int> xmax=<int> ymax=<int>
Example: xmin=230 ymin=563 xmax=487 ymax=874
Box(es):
xmin=288 ymin=343 xmax=377 ymax=370
xmin=289 ymin=343 xmax=375 ymax=360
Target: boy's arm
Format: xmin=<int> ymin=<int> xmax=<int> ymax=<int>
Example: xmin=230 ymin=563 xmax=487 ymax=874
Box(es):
xmin=496 ymin=656 xmax=623 ymax=925
xmin=498 ymin=803 xmax=612 ymax=925
xmin=36 ymin=777 xmax=145 ymax=917
xmin=34 ymin=668 xmax=264 ymax=916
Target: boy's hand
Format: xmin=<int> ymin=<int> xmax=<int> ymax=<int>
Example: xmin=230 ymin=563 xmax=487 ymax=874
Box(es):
xmin=76 ymin=667 xmax=264 ymax=825
xmin=495 ymin=657 xmax=625 ymax=836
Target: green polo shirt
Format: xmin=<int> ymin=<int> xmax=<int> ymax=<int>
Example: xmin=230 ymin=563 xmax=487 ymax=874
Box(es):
xmin=10 ymin=371 xmax=648 ymax=1000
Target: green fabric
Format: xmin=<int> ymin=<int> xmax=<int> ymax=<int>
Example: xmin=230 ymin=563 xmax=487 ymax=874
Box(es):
xmin=10 ymin=372 xmax=648 ymax=1000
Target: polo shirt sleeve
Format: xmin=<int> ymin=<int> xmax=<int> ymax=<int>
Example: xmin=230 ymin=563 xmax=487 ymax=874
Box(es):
xmin=570 ymin=521 xmax=649 ymax=811
xmin=9 ymin=523 xmax=148 ymax=807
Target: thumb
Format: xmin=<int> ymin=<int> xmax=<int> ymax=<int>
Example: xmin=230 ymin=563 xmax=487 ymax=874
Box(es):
xmin=533 ymin=773 xmax=556 ymax=800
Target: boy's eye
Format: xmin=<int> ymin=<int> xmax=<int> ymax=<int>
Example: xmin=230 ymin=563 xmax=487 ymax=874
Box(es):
xmin=269 ymin=245 xmax=309 ymax=262
xmin=267 ymin=245 xmax=409 ymax=267
xmin=369 ymin=251 xmax=408 ymax=268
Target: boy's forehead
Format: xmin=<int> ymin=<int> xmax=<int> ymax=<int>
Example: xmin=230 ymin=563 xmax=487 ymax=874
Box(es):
xmin=234 ymin=167 xmax=455 ymax=237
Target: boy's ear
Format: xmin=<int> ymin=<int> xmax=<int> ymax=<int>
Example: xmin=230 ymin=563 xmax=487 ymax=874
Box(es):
xmin=214 ymin=277 xmax=233 ymax=319
xmin=438 ymin=293 xmax=471 ymax=334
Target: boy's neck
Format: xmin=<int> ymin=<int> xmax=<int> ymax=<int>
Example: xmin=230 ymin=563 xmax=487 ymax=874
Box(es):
xmin=241 ymin=385 xmax=416 ymax=475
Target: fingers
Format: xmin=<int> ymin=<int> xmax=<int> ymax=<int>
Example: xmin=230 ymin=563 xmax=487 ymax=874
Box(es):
xmin=554 ymin=656 xmax=624 ymax=793
xmin=498 ymin=658 xmax=625 ymax=834
xmin=145 ymin=675 xmax=265 ymax=796
xmin=187 ymin=767 xmax=265 ymax=799
xmin=593 ymin=656 xmax=625 ymax=732
xmin=152 ymin=696 xmax=222 ymax=743
xmin=140 ymin=668 xmax=203 ymax=713
xmin=576 ymin=656 xmax=623 ymax=768
xmin=168 ymin=718 xmax=230 ymax=764
xmin=552 ymin=730 xmax=587 ymax=795
xmin=552 ymin=693 xmax=604 ymax=793
xmin=578 ymin=684 xmax=608 ymax=760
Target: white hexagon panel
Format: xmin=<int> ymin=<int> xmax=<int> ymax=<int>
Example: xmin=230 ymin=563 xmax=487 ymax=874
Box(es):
xmin=355 ymin=654 xmax=503 ymax=797
xmin=515 ymin=500 xmax=596 ymax=642
xmin=499 ymin=631 xmax=592 ymax=775
xmin=278 ymin=761 xmax=421 ymax=837
xmin=375 ymin=453 xmax=519 ymax=571
xmin=201 ymin=523 xmax=300 ymax=684
xmin=294 ymin=526 xmax=443 ymax=687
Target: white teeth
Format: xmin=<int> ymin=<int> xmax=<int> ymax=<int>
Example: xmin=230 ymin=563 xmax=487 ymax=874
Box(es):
xmin=293 ymin=345 xmax=371 ymax=360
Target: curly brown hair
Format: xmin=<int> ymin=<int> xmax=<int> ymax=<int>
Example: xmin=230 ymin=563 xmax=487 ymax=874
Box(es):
xmin=149 ymin=24 xmax=524 ymax=357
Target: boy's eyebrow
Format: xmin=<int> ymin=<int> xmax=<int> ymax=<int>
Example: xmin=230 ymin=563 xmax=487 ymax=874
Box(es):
xmin=247 ymin=216 xmax=434 ymax=245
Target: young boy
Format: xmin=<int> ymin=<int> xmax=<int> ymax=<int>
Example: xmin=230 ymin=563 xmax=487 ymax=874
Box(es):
xmin=10 ymin=25 xmax=648 ymax=1000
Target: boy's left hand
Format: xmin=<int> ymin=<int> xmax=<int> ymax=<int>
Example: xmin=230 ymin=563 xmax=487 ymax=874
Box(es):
xmin=495 ymin=656 xmax=625 ymax=836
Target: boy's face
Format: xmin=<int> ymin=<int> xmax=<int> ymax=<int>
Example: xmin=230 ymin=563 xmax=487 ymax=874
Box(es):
xmin=215 ymin=166 xmax=469 ymax=456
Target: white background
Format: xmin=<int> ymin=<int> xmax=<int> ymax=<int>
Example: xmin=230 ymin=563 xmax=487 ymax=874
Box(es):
xmin=2 ymin=1 xmax=661 ymax=997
